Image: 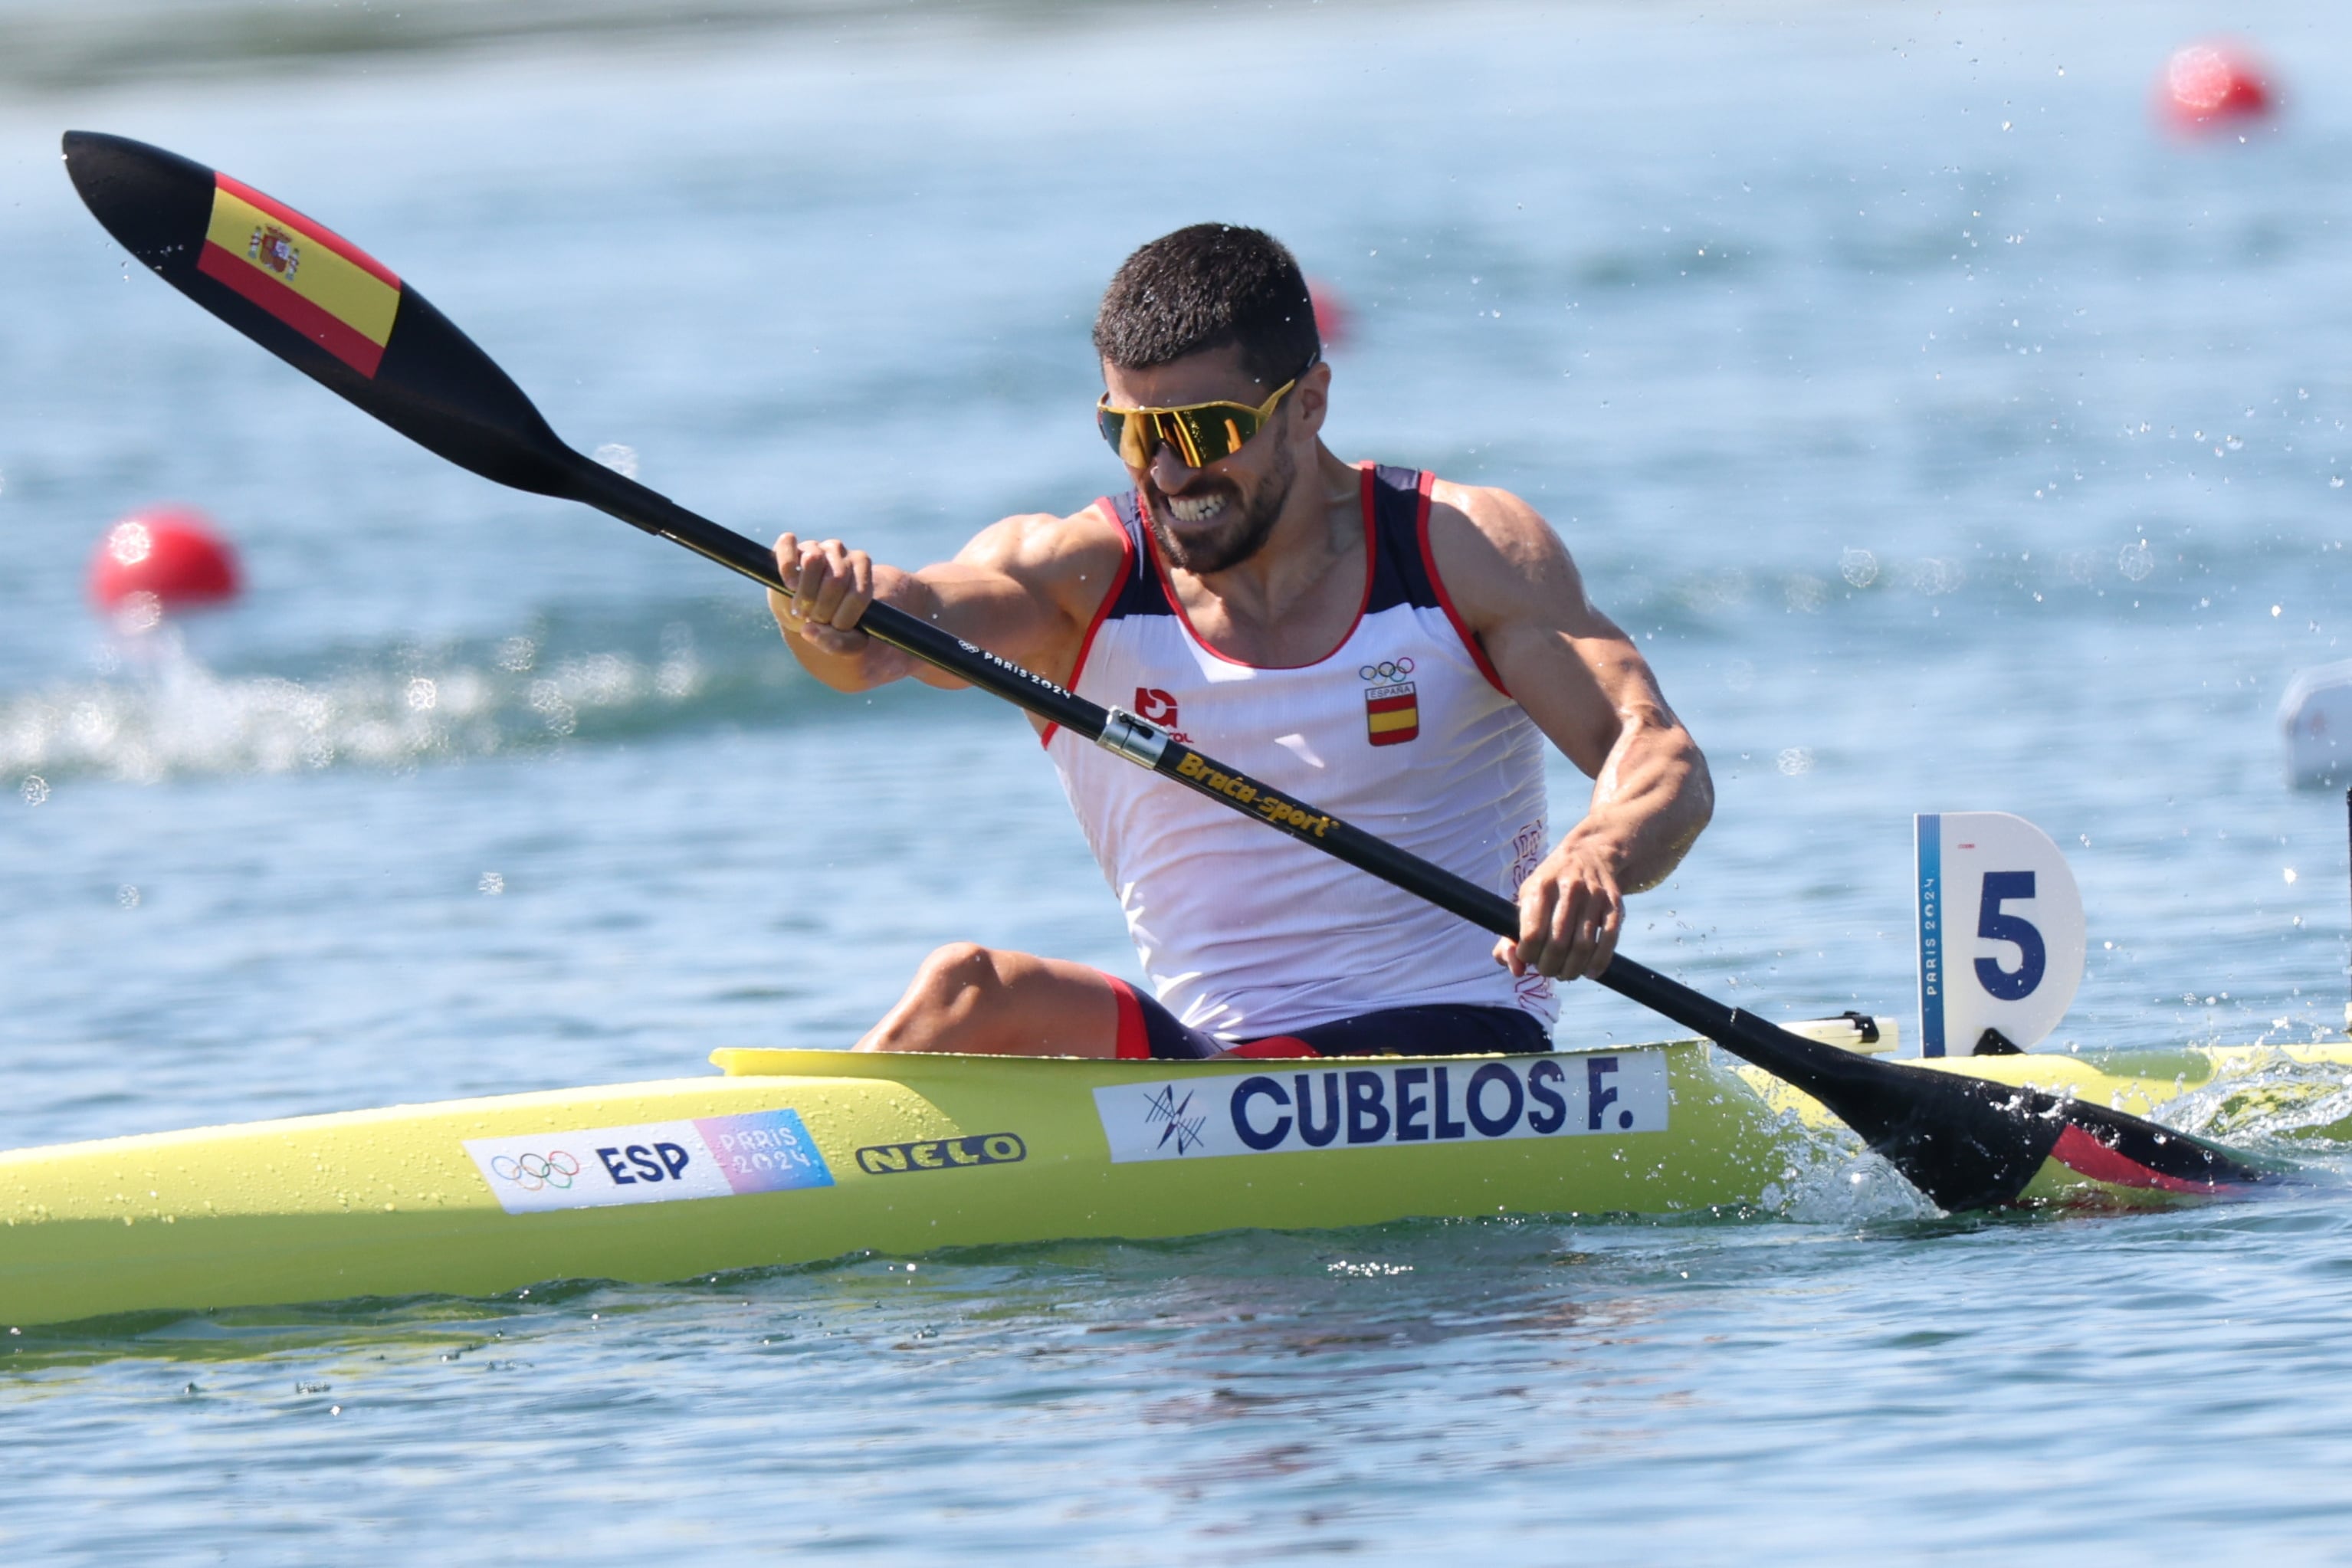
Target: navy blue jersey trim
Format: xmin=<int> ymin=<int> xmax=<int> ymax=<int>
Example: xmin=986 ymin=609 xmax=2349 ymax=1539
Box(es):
xmin=1126 ymin=985 xmax=1550 ymax=1060
xmin=1365 ymin=465 xmax=1442 ymax=614
xmin=1103 ymin=492 xmax=1176 ymax=618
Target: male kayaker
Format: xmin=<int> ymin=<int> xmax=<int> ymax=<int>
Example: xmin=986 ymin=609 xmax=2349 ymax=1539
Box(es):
xmin=773 ymin=225 xmax=1712 ymax=1060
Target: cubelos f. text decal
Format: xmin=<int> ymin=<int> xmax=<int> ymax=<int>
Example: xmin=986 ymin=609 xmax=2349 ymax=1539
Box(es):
xmin=1092 ymin=1051 xmax=1667 ymax=1164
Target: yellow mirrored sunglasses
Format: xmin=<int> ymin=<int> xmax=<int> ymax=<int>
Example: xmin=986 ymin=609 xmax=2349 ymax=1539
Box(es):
xmin=1095 ymin=377 xmax=1297 ymax=471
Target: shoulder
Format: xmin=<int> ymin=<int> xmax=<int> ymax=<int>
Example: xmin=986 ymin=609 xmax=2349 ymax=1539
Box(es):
xmin=1421 ymin=478 xmax=1587 ymax=628
xmin=950 ymin=499 xmax=1133 ymax=618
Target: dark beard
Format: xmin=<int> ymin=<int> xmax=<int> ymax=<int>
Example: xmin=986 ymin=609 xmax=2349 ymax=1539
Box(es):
xmin=1146 ymin=440 xmax=1295 ymax=575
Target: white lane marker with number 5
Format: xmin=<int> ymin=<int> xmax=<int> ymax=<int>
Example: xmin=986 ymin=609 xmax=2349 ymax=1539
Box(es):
xmin=1914 ymin=812 xmax=2086 ymax=1057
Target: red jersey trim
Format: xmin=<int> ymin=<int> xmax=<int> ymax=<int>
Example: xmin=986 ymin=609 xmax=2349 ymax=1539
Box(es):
xmin=1102 ymin=973 xmax=1151 ymax=1060
xmin=1144 ymin=466 xmax=1377 ymax=671
xmin=1413 ymin=471 xmax=1511 ymax=697
xmin=1039 ymin=499 xmax=1137 ymax=750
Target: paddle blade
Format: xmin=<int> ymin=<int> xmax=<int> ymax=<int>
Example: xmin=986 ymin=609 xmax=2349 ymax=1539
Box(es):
xmin=62 ymin=130 xmax=579 ymax=497
xmin=1730 ymin=1017 xmax=2282 ymax=1210
xmin=2018 ymin=1094 xmax=2286 ymax=1206
xmin=1599 ymin=964 xmax=2281 ymax=1210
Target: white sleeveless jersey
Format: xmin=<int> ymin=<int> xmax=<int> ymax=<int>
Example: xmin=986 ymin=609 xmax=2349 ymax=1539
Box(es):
xmin=1043 ymin=464 xmax=1558 ymax=1041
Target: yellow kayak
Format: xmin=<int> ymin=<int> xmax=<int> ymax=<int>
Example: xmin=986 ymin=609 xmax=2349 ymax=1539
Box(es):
xmin=1 ymin=1032 xmax=2342 ymax=1330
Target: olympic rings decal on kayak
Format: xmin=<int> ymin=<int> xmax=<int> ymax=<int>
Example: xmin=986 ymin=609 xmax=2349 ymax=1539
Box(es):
xmin=1358 ymin=657 xmax=1415 ymax=683
xmin=489 ymin=1150 xmax=581 ymax=1191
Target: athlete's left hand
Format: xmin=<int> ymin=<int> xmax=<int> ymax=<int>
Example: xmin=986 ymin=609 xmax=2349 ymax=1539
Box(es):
xmin=1495 ymin=838 xmax=1624 ymax=982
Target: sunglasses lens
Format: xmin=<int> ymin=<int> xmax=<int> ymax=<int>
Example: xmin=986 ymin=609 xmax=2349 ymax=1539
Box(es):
xmin=1173 ymin=408 xmax=1257 ymax=465
xmin=1100 ymin=406 xmax=1150 ymax=469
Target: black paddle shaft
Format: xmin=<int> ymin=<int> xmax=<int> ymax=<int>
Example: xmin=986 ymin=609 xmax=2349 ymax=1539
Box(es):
xmin=61 ymin=128 xmax=2281 ymax=1210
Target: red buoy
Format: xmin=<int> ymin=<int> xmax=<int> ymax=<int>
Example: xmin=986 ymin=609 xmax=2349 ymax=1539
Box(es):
xmin=89 ymin=507 xmax=241 ymax=613
xmin=1308 ymin=277 xmax=1353 ymax=351
xmin=2158 ymin=40 xmax=2275 ymax=134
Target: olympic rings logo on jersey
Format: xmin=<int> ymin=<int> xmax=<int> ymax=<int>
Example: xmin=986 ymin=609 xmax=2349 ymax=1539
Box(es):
xmin=1358 ymin=657 xmax=1415 ymax=683
xmin=489 ymin=1150 xmax=581 ymax=1192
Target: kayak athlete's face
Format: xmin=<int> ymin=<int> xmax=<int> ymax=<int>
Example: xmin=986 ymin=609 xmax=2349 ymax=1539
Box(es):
xmin=1101 ymin=345 xmax=1323 ymax=576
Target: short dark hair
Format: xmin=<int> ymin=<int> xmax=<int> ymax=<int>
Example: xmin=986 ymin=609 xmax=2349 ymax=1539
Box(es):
xmin=1092 ymin=224 xmax=1320 ymax=390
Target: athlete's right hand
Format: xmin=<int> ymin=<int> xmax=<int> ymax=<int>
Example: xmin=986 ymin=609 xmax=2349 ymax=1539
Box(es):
xmin=770 ymin=533 xmax=875 ymax=658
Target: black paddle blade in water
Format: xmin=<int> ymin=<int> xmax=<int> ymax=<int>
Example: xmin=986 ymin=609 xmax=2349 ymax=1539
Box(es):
xmin=63 ymin=130 xmax=2288 ymax=1213
xmin=62 ymin=130 xmax=576 ymax=496
xmin=1740 ymin=1016 xmax=2279 ymax=1209
xmin=1576 ymin=949 xmax=2281 ymax=1210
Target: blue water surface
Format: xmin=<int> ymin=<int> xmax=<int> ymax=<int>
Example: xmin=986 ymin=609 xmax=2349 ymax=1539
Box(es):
xmin=6 ymin=0 xmax=2352 ymax=1560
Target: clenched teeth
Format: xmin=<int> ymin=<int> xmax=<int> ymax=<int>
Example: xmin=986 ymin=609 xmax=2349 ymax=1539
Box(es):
xmin=1166 ymin=492 xmax=1230 ymax=524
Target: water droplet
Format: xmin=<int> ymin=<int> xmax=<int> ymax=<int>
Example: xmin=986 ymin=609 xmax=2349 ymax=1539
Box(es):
xmin=116 ymin=884 xmax=139 ymax=909
xmin=2117 ymin=541 xmax=2154 ymax=581
xmin=478 ymin=871 xmax=505 ymax=895
xmin=106 ymin=520 xmax=153 ymax=566
xmin=1838 ymin=547 xmax=1878 ymax=588
xmin=1776 ymin=747 xmax=1813 ymax=776
xmin=592 ymin=443 xmax=640 ymax=479
xmin=19 ymin=776 xmax=48 ymax=806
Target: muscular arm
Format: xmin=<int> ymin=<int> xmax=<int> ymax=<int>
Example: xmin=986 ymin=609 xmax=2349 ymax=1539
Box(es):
xmin=1426 ymin=481 xmax=1714 ymax=979
xmin=770 ymin=506 xmax=1127 ymax=697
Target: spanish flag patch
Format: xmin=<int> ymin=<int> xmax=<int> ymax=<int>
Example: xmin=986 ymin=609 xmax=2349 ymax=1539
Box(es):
xmin=1365 ymin=681 xmax=1419 ymax=746
xmin=194 ymin=173 xmax=402 ymax=377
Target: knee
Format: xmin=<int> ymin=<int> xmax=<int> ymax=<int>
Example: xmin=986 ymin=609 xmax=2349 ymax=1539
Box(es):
xmin=907 ymin=942 xmax=1002 ymax=1008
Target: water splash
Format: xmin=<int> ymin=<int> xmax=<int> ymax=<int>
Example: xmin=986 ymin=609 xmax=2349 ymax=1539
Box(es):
xmin=0 ymin=623 xmax=714 ymax=783
xmin=2154 ymin=1050 xmax=2352 ymax=1148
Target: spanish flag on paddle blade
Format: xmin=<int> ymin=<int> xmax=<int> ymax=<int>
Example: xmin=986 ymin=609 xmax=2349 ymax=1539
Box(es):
xmin=193 ymin=174 xmax=401 ymax=378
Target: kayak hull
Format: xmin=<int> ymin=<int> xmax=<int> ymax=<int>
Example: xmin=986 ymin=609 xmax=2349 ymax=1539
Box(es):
xmin=0 ymin=1042 xmax=1782 ymax=1329
xmin=5 ymin=1038 xmax=2342 ymax=1329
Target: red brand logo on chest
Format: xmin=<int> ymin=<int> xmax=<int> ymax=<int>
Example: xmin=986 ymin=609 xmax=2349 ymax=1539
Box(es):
xmin=1134 ymin=687 xmax=1180 ymax=727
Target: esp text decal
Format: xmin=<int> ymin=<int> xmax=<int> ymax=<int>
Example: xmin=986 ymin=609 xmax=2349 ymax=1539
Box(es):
xmin=464 ymin=1107 xmax=833 ymax=1215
